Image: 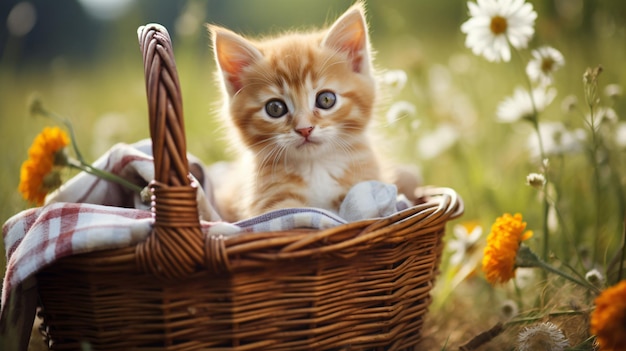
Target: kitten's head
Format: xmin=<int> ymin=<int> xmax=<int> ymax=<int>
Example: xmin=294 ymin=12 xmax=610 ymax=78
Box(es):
xmin=210 ymin=2 xmax=376 ymax=159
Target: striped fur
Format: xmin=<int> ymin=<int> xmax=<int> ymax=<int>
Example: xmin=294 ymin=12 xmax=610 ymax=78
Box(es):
xmin=210 ymin=2 xmax=382 ymax=221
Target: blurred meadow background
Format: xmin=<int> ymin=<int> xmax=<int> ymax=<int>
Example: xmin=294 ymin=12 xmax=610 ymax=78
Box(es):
xmin=2 ymin=0 xmax=626 ymax=349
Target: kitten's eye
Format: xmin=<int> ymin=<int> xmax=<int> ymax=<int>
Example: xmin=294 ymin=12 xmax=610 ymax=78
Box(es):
xmin=316 ymin=91 xmax=336 ymax=109
xmin=265 ymin=99 xmax=288 ymax=118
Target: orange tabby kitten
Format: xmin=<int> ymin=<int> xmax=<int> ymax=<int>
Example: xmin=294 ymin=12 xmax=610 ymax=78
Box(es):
xmin=210 ymin=2 xmax=383 ymax=222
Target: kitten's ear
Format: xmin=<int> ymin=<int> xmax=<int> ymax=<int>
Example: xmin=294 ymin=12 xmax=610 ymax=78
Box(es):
xmin=209 ymin=25 xmax=262 ymax=95
xmin=322 ymin=2 xmax=371 ymax=74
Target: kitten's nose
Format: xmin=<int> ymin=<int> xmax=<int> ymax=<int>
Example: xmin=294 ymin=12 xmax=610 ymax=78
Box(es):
xmin=296 ymin=126 xmax=314 ymax=138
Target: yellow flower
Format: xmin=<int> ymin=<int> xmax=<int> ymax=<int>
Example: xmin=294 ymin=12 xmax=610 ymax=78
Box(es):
xmin=591 ymin=280 xmax=626 ymax=351
xmin=18 ymin=127 xmax=69 ymax=205
xmin=482 ymin=213 xmax=533 ymax=285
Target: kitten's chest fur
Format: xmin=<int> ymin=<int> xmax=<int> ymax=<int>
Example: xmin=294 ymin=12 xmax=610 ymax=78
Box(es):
xmin=289 ymin=157 xmax=349 ymax=210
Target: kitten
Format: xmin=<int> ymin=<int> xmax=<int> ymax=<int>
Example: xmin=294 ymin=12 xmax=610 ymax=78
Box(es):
xmin=209 ymin=2 xmax=384 ymax=222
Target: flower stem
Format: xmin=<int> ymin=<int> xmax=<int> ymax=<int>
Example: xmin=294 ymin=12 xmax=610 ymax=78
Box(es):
xmin=516 ymin=245 xmax=601 ymax=293
xmin=67 ymin=158 xmax=143 ymax=194
xmin=617 ymin=215 xmax=626 ymax=282
xmin=588 ymin=109 xmax=603 ymax=266
xmin=512 ymin=46 xmax=552 ymax=265
xmin=513 ymin=278 xmax=524 ymax=308
xmin=505 ymin=309 xmax=592 ymax=325
xmin=39 ymin=109 xmax=86 ymax=164
xmin=534 ymin=257 xmax=599 ymax=293
xmin=583 ymin=67 xmax=606 ymax=267
xmin=551 ymin=197 xmax=586 ymax=272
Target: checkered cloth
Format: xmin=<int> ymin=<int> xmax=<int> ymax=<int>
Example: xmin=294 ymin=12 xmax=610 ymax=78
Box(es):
xmin=0 ymin=140 xmax=409 ymax=349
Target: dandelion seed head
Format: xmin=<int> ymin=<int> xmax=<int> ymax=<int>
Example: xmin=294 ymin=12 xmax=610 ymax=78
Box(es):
xmin=518 ymin=322 xmax=569 ymax=351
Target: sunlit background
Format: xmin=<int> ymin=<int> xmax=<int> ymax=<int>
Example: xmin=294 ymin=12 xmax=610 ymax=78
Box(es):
xmin=2 ymin=0 xmax=626 ymax=348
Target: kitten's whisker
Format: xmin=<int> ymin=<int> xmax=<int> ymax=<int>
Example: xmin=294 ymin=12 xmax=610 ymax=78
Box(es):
xmin=255 ymin=137 xmax=284 ymax=179
xmin=249 ymin=134 xmax=280 ymax=149
xmin=332 ymin=135 xmax=362 ymax=174
xmin=259 ymin=144 xmax=281 ymax=171
xmin=270 ymin=145 xmax=288 ymax=182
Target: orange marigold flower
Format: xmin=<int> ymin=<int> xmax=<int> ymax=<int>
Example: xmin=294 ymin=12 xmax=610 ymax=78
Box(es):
xmin=482 ymin=213 xmax=533 ymax=285
xmin=591 ymin=280 xmax=626 ymax=351
xmin=18 ymin=127 xmax=69 ymax=205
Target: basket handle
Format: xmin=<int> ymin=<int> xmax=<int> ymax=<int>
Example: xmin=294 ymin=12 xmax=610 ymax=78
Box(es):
xmin=134 ymin=24 xmax=206 ymax=279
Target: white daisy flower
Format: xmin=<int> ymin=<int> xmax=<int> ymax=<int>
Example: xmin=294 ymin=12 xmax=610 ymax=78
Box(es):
xmin=385 ymin=100 xmax=416 ymax=125
xmin=417 ymin=124 xmax=459 ymax=159
xmin=381 ymin=70 xmax=408 ymax=93
xmin=604 ymin=83 xmax=622 ymax=99
xmin=497 ymin=86 xmax=557 ymax=123
xmin=461 ymin=0 xmax=537 ymax=62
xmin=526 ymin=46 xmax=565 ymax=85
xmin=587 ymin=106 xmax=618 ymax=126
xmin=560 ymin=94 xmax=578 ymax=113
xmin=616 ymin=122 xmax=626 ymax=148
xmin=527 ymin=122 xmax=586 ymax=158
xmin=448 ymin=222 xmax=483 ymax=266
xmin=517 ymin=322 xmax=569 ymax=351
xmin=525 ymin=172 xmax=546 ymax=189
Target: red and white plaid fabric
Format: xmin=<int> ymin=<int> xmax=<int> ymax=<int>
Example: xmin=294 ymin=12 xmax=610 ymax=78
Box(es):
xmin=2 ymin=203 xmax=153 ymax=304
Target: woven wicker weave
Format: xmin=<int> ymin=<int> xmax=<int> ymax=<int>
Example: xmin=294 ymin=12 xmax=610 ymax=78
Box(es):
xmin=35 ymin=24 xmax=463 ymax=350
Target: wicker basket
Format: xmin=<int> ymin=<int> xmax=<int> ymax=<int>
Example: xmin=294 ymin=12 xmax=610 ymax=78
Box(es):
xmin=34 ymin=24 xmax=463 ymax=350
